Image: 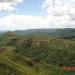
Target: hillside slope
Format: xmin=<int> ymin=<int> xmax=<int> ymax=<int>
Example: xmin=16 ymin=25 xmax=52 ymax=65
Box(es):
xmin=0 ymin=46 xmax=67 ymax=75
xmin=0 ymin=32 xmax=75 ymax=75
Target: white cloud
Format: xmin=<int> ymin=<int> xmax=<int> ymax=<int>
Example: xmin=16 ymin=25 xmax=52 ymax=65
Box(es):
xmin=43 ymin=0 xmax=75 ymax=28
xmin=0 ymin=0 xmax=23 ymax=12
xmin=1 ymin=0 xmax=75 ymax=30
xmin=0 ymin=14 xmax=49 ymax=30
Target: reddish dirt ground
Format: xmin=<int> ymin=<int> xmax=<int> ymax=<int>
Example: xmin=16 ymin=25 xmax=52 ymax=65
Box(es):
xmin=62 ymin=66 xmax=75 ymax=71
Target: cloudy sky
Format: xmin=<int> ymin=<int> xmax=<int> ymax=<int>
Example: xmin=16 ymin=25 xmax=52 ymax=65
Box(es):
xmin=0 ymin=0 xmax=75 ymax=31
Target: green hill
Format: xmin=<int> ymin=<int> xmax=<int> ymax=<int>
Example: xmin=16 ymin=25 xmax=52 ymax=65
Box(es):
xmin=0 ymin=30 xmax=75 ymax=75
xmin=1 ymin=28 xmax=75 ymax=39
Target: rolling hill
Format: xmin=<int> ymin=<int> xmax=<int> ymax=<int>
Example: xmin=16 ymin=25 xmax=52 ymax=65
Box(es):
xmin=0 ymin=29 xmax=75 ymax=75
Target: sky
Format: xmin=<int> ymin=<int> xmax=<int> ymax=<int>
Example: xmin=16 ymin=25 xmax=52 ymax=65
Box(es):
xmin=0 ymin=0 xmax=75 ymax=31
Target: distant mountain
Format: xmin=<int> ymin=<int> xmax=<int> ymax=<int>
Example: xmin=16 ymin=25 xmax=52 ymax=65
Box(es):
xmin=14 ymin=29 xmax=57 ymax=35
xmin=14 ymin=28 xmax=75 ymax=39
